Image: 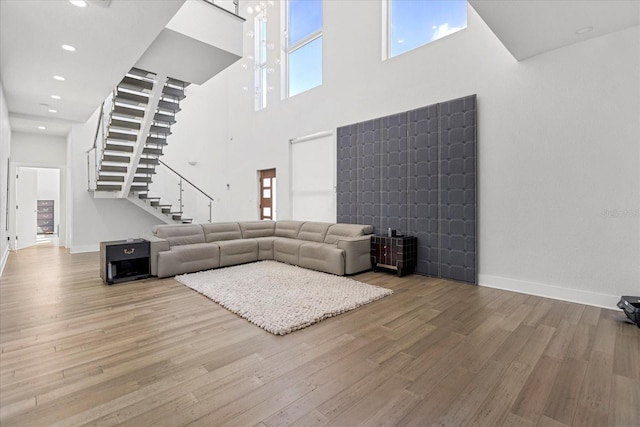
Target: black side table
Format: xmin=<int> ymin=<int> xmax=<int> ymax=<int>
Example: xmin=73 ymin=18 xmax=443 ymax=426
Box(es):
xmin=100 ymin=239 xmax=150 ymax=284
xmin=371 ymin=235 xmax=417 ymax=277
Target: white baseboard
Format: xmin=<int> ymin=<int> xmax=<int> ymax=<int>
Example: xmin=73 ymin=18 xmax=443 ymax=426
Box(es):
xmin=70 ymin=244 xmax=99 ymax=254
xmin=478 ymin=274 xmax=620 ymax=310
xmin=0 ymin=246 xmax=9 ymax=277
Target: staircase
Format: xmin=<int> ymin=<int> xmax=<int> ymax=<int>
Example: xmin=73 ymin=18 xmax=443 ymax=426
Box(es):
xmin=93 ymin=68 xmax=193 ymax=224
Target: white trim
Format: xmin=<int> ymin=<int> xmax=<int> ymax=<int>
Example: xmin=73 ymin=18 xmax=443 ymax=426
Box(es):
xmin=479 ymin=274 xmax=620 ymax=310
xmin=290 ymin=130 xmax=333 ymax=144
xmin=70 ymin=244 xmax=99 ymax=254
xmin=0 ymin=245 xmax=9 ymax=277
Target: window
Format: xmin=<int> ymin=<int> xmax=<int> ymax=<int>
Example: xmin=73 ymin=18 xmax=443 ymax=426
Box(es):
xmin=388 ymin=0 xmax=467 ymax=58
xmin=255 ymin=11 xmax=268 ymax=110
xmin=286 ymin=0 xmax=322 ymax=97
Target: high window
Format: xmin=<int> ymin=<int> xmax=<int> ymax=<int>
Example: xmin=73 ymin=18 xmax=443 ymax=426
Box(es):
xmin=286 ymin=0 xmax=322 ymax=97
xmin=255 ymin=11 xmax=268 ymax=110
xmin=388 ymin=0 xmax=467 ymax=58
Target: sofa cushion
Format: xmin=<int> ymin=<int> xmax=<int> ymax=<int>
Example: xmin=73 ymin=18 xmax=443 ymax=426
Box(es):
xmin=202 ymin=222 xmax=242 ymax=243
xmin=297 ymin=222 xmax=332 ymax=243
xmin=153 ymin=224 xmax=205 ymax=247
xmin=218 ymin=239 xmax=259 ymax=267
xmin=299 ymin=242 xmax=345 ymax=276
xmin=274 ymin=220 xmax=305 ymax=238
xmin=157 ymin=242 xmax=219 ymax=278
xmin=255 ymin=236 xmax=277 ymax=260
xmin=239 ymin=221 xmax=276 ymax=239
xmin=324 ymin=223 xmax=374 ymax=244
xmin=273 ymin=238 xmax=306 ymax=265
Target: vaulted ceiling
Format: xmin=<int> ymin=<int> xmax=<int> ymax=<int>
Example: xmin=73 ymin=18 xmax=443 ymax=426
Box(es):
xmin=1 ymin=0 xmax=638 ymax=137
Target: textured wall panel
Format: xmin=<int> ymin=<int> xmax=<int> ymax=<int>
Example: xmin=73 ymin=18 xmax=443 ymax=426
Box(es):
xmin=407 ymin=105 xmax=439 ymax=276
xmin=336 ymin=94 xmax=477 ymax=284
xmin=439 ymin=95 xmax=477 ymax=283
xmin=380 ymin=113 xmax=408 ymax=234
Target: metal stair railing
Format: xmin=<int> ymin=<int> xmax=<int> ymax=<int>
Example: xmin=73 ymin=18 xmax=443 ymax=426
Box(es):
xmin=85 ymin=96 xmax=112 ymax=191
xmin=150 ymin=160 xmax=215 ymax=223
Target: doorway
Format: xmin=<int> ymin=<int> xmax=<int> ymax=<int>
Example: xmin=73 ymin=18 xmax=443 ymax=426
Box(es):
xmin=259 ymin=168 xmax=276 ymax=220
xmin=15 ymin=167 xmax=60 ymax=249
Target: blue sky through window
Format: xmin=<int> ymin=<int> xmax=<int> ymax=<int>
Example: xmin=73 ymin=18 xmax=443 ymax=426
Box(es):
xmin=390 ymin=0 xmax=467 ymax=57
xmin=288 ymin=0 xmax=322 ymax=46
xmin=289 ymin=36 xmax=322 ymax=97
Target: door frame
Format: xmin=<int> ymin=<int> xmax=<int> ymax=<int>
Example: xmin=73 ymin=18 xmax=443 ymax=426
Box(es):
xmin=258 ymin=168 xmax=276 ymax=220
xmin=9 ymin=161 xmax=67 ymax=250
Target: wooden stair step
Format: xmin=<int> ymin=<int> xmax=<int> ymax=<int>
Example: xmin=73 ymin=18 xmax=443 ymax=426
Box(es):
xmin=113 ymin=105 xmax=145 ymax=118
xmin=102 ymin=155 xmax=130 ymax=163
xmin=146 ymin=137 xmax=168 ymax=146
xmin=149 ymin=125 xmax=171 ymax=135
xmin=110 ymin=119 xmax=141 ymax=131
xmin=107 ymin=131 xmax=137 ymax=142
xmin=136 ymin=167 xmax=156 ymax=174
xmin=100 ymin=165 xmax=127 ymax=173
xmin=133 ymin=176 xmax=153 ymax=183
xmin=143 ymin=147 xmax=163 ymax=156
xmin=119 ymin=75 xmax=154 ymax=91
xmin=138 ymin=158 xmax=159 ymax=165
xmin=162 ymin=85 xmax=186 ymax=100
xmin=104 ymin=143 xmax=134 ymax=153
xmin=98 ymin=175 xmax=124 ymax=182
xmin=153 ymin=113 xmax=176 ymax=125
xmin=128 ymin=67 xmax=154 ymax=79
xmin=116 ymin=90 xmax=149 ymax=105
xmin=166 ymin=77 xmax=190 ymax=88
xmin=130 ymin=185 xmax=149 ymax=192
xmin=157 ymin=99 xmax=180 ymax=113
xmin=96 ymin=184 xmax=121 ymax=191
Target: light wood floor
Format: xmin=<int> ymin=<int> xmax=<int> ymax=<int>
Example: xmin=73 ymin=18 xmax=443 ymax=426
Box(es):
xmin=1 ymin=245 xmax=638 ymax=427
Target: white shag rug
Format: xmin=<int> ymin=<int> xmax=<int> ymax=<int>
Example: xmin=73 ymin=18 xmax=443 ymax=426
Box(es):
xmin=174 ymin=261 xmax=393 ymax=335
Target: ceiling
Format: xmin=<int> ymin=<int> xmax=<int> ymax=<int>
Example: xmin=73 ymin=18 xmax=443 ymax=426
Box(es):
xmin=469 ymin=0 xmax=640 ymax=61
xmin=1 ymin=1 xmax=638 ymax=137
xmin=0 ymin=0 xmax=184 ymax=136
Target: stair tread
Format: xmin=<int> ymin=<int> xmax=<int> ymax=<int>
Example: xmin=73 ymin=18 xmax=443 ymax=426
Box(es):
xmin=157 ymin=100 xmax=181 ymax=113
xmin=113 ymin=105 xmax=145 ymax=118
xmin=153 ymin=113 xmax=176 ymax=124
xmin=101 ymin=166 xmax=127 ymax=173
xmin=146 ymin=137 xmax=168 ymax=146
xmin=166 ymin=77 xmax=190 ymax=88
xmin=102 ymin=155 xmax=130 ymax=163
xmin=120 ymin=76 xmax=154 ymax=91
xmin=105 ymin=144 xmax=134 ymax=152
xmin=128 ymin=67 xmax=155 ymax=78
xmin=110 ymin=119 xmax=141 ymax=130
xmin=108 ymin=131 xmax=137 ymax=142
xmin=116 ymin=90 xmax=149 ymax=105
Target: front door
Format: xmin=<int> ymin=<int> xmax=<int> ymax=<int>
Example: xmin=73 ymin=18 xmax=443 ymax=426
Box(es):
xmin=259 ymin=169 xmax=276 ymax=220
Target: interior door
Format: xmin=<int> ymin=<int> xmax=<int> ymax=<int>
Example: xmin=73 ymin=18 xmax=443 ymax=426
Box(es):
xmin=259 ymin=169 xmax=276 ymax=220
xmin=16 ymin=167 xmax=38 ymax=249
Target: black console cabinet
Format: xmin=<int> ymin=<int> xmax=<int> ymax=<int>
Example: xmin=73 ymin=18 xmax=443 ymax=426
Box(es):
xmin=371 ymin=235 xmax=417 ymax=277
xmin=100 ymin=239 xmax=150 ymax=284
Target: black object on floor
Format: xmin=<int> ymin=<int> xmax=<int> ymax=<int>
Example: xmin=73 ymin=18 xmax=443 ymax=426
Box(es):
xmin=617 ymin=296 xmax=640 ymax=328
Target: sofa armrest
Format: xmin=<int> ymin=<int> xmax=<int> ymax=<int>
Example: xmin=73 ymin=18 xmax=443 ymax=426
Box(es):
xmin=336 ymin=235 xmax=372 ymax=274
xmin=141 ymin=234 xmax=170 ymax=277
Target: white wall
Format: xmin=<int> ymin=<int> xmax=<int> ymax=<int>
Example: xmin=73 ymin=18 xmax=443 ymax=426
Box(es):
xmin=0 ymin=81 xmax=11 ymax=275
xmin=9 ymin=132 xmax=68 ymax=248
xmin=160 ymin=2 xmax=639 ymax=307
xmin=66 ymin=107 xmax=163 ymax=253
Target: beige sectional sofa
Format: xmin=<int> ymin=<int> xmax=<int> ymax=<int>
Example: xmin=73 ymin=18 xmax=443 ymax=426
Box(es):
xmin=142 ymin=220 xmax=374 ymax=278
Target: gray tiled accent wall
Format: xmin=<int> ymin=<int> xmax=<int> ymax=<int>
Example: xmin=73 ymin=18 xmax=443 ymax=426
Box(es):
xmin=336 ymin=94 xmax=477 ymax=284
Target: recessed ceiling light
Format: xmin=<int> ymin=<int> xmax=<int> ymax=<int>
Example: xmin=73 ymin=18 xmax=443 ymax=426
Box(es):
xmin=48 ymin=109 xmax=57 ymax=113
xmin=38 ymin=126 xmax=47 ymax=130
xmin=61 ymin=44 xmax=76 ymax=52
xmin=575 ymin=26 xmax=593 ymax=35
xmin=69 ymin=0 xmax=87 ymax=7
xmin=51 ymin=95 xmax=61 ymax=100
xmin=53 ymin=75 xmax=65 ymax=81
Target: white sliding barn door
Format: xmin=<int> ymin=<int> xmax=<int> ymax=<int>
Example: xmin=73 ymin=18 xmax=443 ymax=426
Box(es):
xmin=290 ymin=132 xmax=336 ymax=222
